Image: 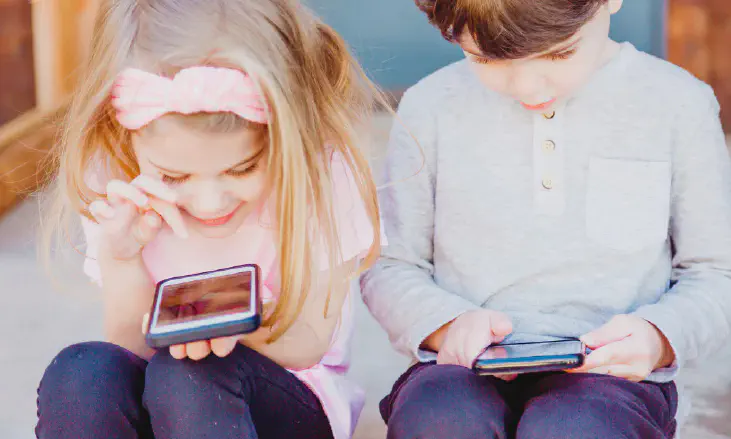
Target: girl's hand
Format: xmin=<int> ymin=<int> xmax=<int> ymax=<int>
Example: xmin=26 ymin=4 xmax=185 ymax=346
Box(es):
xmin=169 ymin=336 xmax=241 ymax=361
xmin=432 ymin=309 xmax=513 ymax=369
xmin=89 ymin=175 xmax=187 ymax=261
xmin=571 ymin=315 xmax=675 ymax=382
xmin=141 ymin=313 xmax=241 ymax=361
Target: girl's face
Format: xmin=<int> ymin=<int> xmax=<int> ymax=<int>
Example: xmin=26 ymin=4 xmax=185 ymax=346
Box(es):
xmin=132 ymin=117 xmax=269 ymax=239
xmin=459 ymin=1 xmax=622 ymax=112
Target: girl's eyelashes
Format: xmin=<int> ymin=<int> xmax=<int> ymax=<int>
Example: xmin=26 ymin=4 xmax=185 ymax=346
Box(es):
xmin=161 ymin=174 xmax=190 ymax=185
xmin=160 ymin=162 xmax=259 ymax=184
xmin=226 ymin=161 xmax=260 ymax=177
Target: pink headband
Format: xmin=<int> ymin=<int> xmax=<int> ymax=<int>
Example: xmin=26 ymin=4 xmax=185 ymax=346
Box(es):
xmin=111 ymin=66 xmax=269 ymax=130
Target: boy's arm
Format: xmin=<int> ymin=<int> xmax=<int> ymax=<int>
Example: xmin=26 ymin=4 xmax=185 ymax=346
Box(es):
xmin=360 ymin=88 xmax=479 ymax=360
xmin=633 ymin=91 xmax=731 ymax=378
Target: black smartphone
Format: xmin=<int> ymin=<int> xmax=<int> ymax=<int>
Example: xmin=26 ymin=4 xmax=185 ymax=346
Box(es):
xmin=474 ymin=339 xmax=587 ymax=375
xmin=145 ymin=264 xmax=262 ymax=349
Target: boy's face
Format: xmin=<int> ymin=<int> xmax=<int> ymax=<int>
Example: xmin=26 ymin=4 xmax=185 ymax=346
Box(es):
xmin=459 ymin=2 xmax=621 ymax=112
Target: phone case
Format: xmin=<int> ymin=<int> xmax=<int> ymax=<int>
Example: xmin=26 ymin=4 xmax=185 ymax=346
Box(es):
xmin=474 ymin=347 xmax=586 ymax=375
xmin=145 ymin=264 xmax=263 ymax=349
xmin=146 ymin=315 xmax=261 ymax=348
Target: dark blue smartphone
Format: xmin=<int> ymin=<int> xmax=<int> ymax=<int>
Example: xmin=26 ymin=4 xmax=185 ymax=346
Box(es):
xmin=145 ymin=264 xmax=262 ymax=349
xmin=474 ymin=339 xmax=587 ymax=375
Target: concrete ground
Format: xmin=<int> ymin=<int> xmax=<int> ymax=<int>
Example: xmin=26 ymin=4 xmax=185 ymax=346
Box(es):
xmin=1 ymin=117 xmax=730 ymax=438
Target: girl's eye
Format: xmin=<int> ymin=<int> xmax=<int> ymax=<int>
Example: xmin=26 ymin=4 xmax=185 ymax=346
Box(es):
xmin=547 ymin=48 xmax=577 ymax=61
xmin=226 ymin=162 xmax=259 ymax=178
xmin=161 ymin=174 xmax=190 ymax=185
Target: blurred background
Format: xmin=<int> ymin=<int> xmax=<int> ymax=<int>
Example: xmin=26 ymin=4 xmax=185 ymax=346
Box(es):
xmin=1 ymin=1 xmax=730 ymax=438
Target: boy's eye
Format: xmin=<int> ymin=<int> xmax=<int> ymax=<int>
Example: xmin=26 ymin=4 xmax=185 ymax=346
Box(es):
xmin=470 ymin=55 xmax=495 ymax=65
xmin=161 ymin=174 xmax=190 ymax=185
xmin=546 ymin=48 xmax=577 ymax=61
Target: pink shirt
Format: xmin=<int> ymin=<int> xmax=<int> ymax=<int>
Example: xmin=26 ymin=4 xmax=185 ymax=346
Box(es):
xmin=82 ymin=152 xmax=382 ymax=439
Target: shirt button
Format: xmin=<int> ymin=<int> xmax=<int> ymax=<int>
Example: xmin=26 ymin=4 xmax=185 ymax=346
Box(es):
xmin=542 ymin=178 xmax=554 ymax=190
xmin=542 ymin=140 xmax=556 ymax=152
xmin=543 ymin=110 xmax=556 ymax=120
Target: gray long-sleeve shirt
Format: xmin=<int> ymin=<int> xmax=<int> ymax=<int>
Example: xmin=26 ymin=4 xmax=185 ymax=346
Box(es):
xmin=360 ymin=43 xmax=731 ymax=382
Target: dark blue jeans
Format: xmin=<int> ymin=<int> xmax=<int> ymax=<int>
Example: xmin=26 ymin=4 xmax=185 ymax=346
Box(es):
xmin=381 ymin=362 xmax=678 ymax=439
xmin=35 ymin=342 xmax=333 ymax=439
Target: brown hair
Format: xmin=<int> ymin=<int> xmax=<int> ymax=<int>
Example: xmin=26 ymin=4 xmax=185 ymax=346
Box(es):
xmin=44 ymin=0 xmax=385 ymax=341
xmin=415 ymin=0 xmax=607 ymax=59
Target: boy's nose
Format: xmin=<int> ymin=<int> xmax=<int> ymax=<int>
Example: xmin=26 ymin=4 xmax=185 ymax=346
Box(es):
xmin=508 ymin=65 xmax=547 ymax=103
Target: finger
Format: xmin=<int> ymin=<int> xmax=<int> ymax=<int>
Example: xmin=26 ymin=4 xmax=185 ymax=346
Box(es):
xmin=186 ymin=340 xmax=212 ymax=361
xmin=89 ymin=200 xmax=115 ymax=221
xmin=170 ymin=344 xmax=187 ymax=360
xmin=573 ymin=339 xmax=632 ymax=373
xmin=141 ymin=313 xmax=150 ymax=335
xmin=581 ymin=315 xmax=633 ymax=349
xmin=585 ymin=365 xmax=646 ymax=382
xmin=494 ymin=373 xmax=518 ymax=381
xmin=148 ymin=197 xmax=189 ymax=239
xmin=459 ymin=334 xmax=490 ymax=368
xmin=132 ymin=211 xmax=162 ymax=245
xmin=131 ymin=175 xmax=178 ymax=203
xmin=107 ymin=180 xmax=149 ymax=208
xmin=210 ymin=335 xmax=240 ymax=358
xmin=436 ymin=348 xmax=458 ymax=366
xmin=490 ymin=312 xmax=513 ymax=339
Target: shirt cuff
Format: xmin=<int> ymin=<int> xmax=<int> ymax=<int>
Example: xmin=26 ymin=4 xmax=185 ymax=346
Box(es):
xmin=406 ymin=300 xmax=479 ymax=362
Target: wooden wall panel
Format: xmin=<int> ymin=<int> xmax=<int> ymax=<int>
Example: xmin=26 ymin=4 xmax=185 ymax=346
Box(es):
xmin=0 ymin=0 xmax=36 ymax=125
xmin=669 ymin=0 xmax=731 ymax=131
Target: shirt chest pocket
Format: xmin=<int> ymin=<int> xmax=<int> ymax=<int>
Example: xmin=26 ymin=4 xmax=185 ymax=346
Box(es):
xmin=585 ymin=157 xmax=671 ymax=253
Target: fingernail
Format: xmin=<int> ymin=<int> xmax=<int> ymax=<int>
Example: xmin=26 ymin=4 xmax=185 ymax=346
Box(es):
xmin=147 ymin=215 xmax=160 ymax=227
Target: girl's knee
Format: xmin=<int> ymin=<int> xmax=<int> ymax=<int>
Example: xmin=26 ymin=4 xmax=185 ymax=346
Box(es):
xmin=37 ymin=341 xmax=146 ymax=427
xmin=41 ymin=342 xmax=144 ymax=397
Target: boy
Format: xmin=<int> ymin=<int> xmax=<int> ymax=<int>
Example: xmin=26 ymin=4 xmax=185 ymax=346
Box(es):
xmin=361 ymin=1 xmax=731 ymax=438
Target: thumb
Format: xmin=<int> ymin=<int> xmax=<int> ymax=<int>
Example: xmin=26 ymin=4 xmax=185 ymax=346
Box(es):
xmin=581 ymin=315 xmax=632 ymax=348
xmin=490 ymin=312 xmax=513 ymax=339
xmin=141 ymin=313 xmax=150 ymax=335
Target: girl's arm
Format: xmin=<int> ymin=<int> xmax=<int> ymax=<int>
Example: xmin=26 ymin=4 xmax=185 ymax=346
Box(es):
xmin=240 ymin=258 xmax=358 ymax=370
xmin=98 ymin=250 xmax=157 ymax=360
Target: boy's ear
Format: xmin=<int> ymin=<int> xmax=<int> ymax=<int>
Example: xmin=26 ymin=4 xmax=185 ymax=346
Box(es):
xmin=608 ymin=0 xmax=623 ymax=14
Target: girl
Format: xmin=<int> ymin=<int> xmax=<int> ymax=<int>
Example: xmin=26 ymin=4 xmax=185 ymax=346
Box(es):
xmin=37 ymin=1 xmax=384 ymax=439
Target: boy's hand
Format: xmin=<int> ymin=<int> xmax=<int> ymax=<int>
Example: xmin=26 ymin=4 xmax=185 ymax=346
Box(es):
xmin=572 ymin=315 xmax=675 ymax=382
xmin=426 ymin=309 xmax=513 ymax=369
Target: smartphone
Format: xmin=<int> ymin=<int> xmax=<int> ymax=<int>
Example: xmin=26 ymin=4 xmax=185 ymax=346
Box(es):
xmin=474 ymin=339 xmax=587 ymax=375
xmin=145 ymin=264 xmax=262 ymax=349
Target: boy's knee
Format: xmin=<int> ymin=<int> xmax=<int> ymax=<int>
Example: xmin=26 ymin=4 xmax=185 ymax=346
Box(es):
xmin=385 ymin=364 xmax=510 ymax=439
xmin=517 ymin=374 xmax=673 ymax=439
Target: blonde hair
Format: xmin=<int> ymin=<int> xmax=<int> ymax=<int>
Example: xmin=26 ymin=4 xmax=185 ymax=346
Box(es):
xmin=45 ymin=0 xmax=383 ymax=341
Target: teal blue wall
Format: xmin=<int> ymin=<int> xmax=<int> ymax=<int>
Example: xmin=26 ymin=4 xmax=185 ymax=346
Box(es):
xmin=307 ymin=0 xmax=666 ymax=90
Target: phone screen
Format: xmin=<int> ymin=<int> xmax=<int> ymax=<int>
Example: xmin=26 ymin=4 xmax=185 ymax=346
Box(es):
xmin=480 ymin=340 xmax=585 ymax=360
xmin=153 ymin=270 xmax=254 ymax=330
